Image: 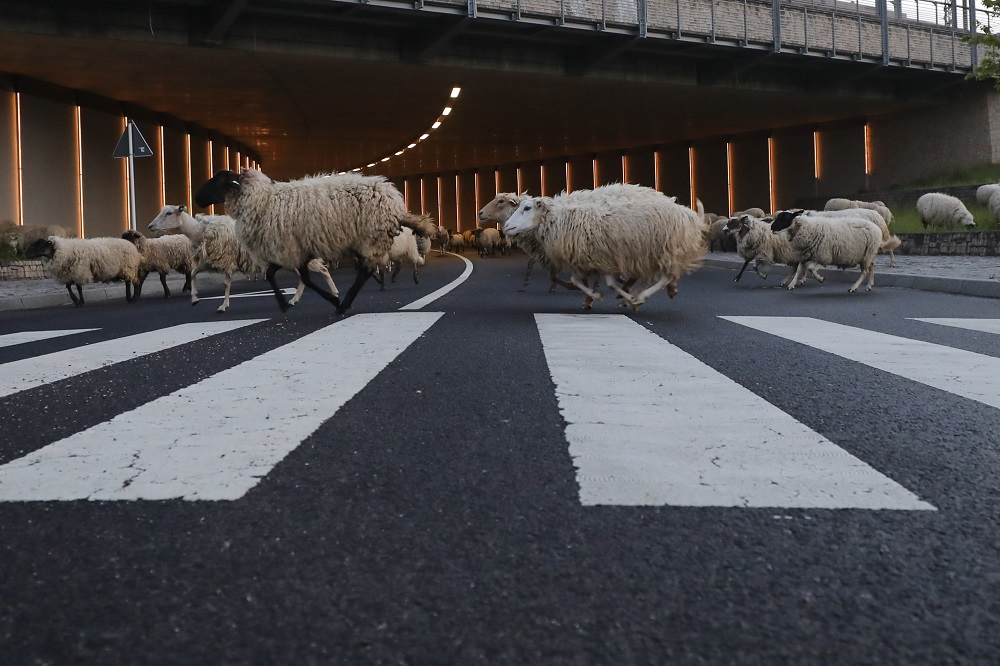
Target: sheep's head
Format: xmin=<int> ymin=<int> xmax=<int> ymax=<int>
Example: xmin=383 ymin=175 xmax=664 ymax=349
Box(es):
xmin=479 ymin=193 xmax=527 ymax=224
xmin=24 ymin=238 xmax=56 ymax=260
xmin=121 ymin=230 xmax=145 ymax=247
xmin=195 ymin=170 xmax=241 ymax=207
xmin=503 ymin=197 xmax=546 ymax=237
xmin=770 ymin=209 xmax=803 ymax=233
xmin=148 ymin=205 xmax=188 ymax=233
xmin=960 ymin=210 xmax=976 ymax=227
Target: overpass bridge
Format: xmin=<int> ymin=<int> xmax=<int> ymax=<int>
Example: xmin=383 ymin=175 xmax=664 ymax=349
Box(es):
xmin=0 ymin=0 xmax=995 ymax=237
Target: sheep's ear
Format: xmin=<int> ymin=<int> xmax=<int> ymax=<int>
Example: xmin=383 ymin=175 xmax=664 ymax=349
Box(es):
xmin=179 ymin=205 xmax=187 ymax=213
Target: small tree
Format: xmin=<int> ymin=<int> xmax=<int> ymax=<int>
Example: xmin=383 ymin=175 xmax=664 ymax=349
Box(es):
xmin=965 ymin=0 xmax=1000 ymax=89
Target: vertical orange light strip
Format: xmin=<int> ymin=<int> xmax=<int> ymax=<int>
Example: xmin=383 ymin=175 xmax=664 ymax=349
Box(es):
xmin=455 ymin=174 xmax=461 ymax=229
xmin=74 ymin=105 xmax=84 ymax=237
xmin=207 ymin=140 xmax=214 ymax=214
xmin=726 ymin=142 xmax=734 ymax=216
xmin=864 ymin=123 xmax=872 ymax=175
xmin=158 ymin=125 xmax=166 ymax=208
xmin=122 ymin=116 xmax=131 ymax=230
xmin=622 ymin=155 xmax=629 ymax=184
xmin=592 ymin=158 xmax=598 ymax=189
xmin=565 ymin=162 xmax=571 ymax=194
xmin=474 ymin=171 xmax=480 ymax=212
xmin=437 ymin=175 xmax=443 ymax=227
xmin=494 ymin=169 xmax=500 ymax=195
xmin=767 ymin=136 xmax=776 ymax=215
xmin=404 ymin=179 xmax=410 ymax=210
xmin=14 ymin=92 xmax=23 ymax=225
xmin=540 ymin=164 xmax=547 ymax=197
xmin=420 ymin=178 xmax=426 ymax=216
xmin=516 ymin=166 xmax=523 ymax=194
xmin=813 ymin=130 xmax=821 ymax=181
xmin=185 ymin=133 xmax=192 ymax=211
xmin=654 ymin=150 xmax=661 ymax=193
xmin=688 ymin=146 xmax=696 ymax=211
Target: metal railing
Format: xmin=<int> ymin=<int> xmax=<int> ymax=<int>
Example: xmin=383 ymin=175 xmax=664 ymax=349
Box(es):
xmin=465 ymin=0 xmax=990 ymax=70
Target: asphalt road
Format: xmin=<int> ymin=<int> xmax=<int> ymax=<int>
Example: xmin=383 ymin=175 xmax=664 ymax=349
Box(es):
xmin=1 ymin=250 xmax=999 ymax=665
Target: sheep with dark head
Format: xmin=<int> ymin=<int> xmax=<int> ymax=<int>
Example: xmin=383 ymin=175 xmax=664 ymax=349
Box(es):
xmin=24 ymin=236 xmax=141 ymax=306
xmin=195 ymin=169 xmax=435 ymax=315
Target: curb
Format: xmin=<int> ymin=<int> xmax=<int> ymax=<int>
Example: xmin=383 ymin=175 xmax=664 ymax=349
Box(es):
xmin=701 ymin=258 xmax=1000 ymax=299
xmin=0 ymin=273 xmax=234 ymax=312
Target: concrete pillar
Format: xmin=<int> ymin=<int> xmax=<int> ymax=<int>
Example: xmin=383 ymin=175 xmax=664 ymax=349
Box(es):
xmin=771 ymin=130 xmax=816 ymax=211
xmin=542 ymin=158 xmax=567 ymax=196
xmin=20 ymin=91 xmax=79 ymax=230
xmin=81 ymin=106 xmax=129 ymax=238
xmin=656 ymin=146 xmax=690 ymax=202
xmin=161 ymin=124 xmax=188 ymax=212
xmin=0 ymin=86 xmax=19 ymax=224
xmin=595 ymin=150 xmax=624 ymax=186
xmin=519 ymin=162 xmax=543 ymax=197
xmin=567 ymin=156 xmax=593 ymax=192
xmin=815 ymin=125 xmax=865 ymax=199
xmin=692 ymin=142 xmax=728 ymax=214
xmin=624 ymin=149 xmax=656 ymax=189
xmin=421 ymin=174 xmax=440 ymax=229
xmin=457 ymin=171 xmax=478 ymax=230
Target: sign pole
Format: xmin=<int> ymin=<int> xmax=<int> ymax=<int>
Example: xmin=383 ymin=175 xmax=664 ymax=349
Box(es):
xmin=127 ymin=120 xmax=137 ymax=231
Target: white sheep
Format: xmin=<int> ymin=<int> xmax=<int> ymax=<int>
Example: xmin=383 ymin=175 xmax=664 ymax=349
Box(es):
xmin=194 ymin=169 xmax=436 ymax=314
xmin=727 ymin=214 xmax=824 ymax=286
xmin=975 ymin=184 xmax=1000 ymax=207
xmin=374 ymin=222 xmax=432 ymax=290
xmin=989 ymin=190 xmax=1000 ymax=226
xmin=770 ymin=212 xmax=882 ymax=292
xmin=915 ymin=192 xmax=976 ymax=229
xmin=502 ymin=184 xmax=706 ymax=309
xmin=120 ymin=230 xmax=192 ymax=299
xmin=148 ymin=204 xmax=339 ymax=312
xmin=447 ymin=233 xmax=466 ymax=253
xmin=23 ymin=236 xmax=141 ymax=306
xmin=479 ymin=192 xmax=576 ymax=291
xmin=433 ymin=226 xmax=450 ymax=256
xmin=802 ymin=208 xmax=901 ymax=268
xmin=11 ymin=224 xmax=71 ymax=253
xmin=474 ymin=227 xmax=501 ymax=257
xmin=823 ymin=198 xmax=894 ymax=226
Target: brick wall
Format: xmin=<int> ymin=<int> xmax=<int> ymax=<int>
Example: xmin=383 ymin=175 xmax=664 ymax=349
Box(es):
xmin=0 ymin=260 xmax=48 ymax=280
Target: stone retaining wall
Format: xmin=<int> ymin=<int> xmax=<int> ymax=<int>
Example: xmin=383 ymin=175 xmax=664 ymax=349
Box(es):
xmin=0 ymin=260 xmax=48 ymax=280
xmin=896 ymin=231 xmax=1000 ymax=256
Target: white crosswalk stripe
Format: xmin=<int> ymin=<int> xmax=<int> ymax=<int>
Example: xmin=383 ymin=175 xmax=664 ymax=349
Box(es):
xmin=0 ymin=329 xmax=98 ymax=349
xmin=0 ymin=320 xmax=265 ymax=399
xmin=3 ymin=313 xmax=994 ymax=507
xmin=910 ymin=318 xmax=1000 ymax=335
xmin=535 ymin=314 xmax=934 ymax=510
xmin=0 ymin=312 xmax=442 ymax=502
xmin=722 ymin=316 xmax=1000 ymax=410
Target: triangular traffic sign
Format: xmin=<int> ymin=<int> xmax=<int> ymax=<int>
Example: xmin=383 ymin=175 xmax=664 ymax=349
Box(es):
xmin=113 ymin=121 xmax=154 ymax=158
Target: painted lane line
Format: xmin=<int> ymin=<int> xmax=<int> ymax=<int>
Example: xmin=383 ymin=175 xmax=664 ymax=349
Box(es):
xmin=911 ymin=318 xmax=1000 ymax=336
xmin=0 ymin=320 xmax=265 ymax=399
xmin=0 ymin=329 xmax=98 ymax=349
xmin=722 ymin=316 xmax=1000 ymax=411
xmin=200 ymin=288 xmax=296 ymax=301
xmin=535 ymin=314 xmax=932 ymax=509
xmin=0 ymin=312 xmax=443 ymax=502
xmin=399 ymin=253 xmax=473 ymax=311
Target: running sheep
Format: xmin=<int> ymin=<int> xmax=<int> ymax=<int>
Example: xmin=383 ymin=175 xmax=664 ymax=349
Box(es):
xmin=803 ymin=208 xmax=901 ymax=268
xmin=375 ymin=221 xmax=433 ymax=290
xmin=23 ymin=236 xmax=141 ymax=306
xmin=148 ymin=203 xmax=340 ymax=312
xmin=502 ymin=184 xmax=706 ymax=309
xmin=194 ymin=169 xmax=435 ymax=315
xmin=770 ymin=211 xmax=882 ymax=292
xmin=120 ymin=230 xmax=193 ymax=299
xmin=474 ymin=227 xmax=501 ymax=257
xmin=727 ymin=214 xmax=824 ymax=286
xmin=915 ymin=192 xmax=976 ymax=229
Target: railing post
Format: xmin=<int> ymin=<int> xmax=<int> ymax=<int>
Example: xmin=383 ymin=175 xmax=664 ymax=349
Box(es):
xmin=880 ymin=0 xmax=889 ymax=65
xmin=638 ymin=0 xmax=647 ymax=37
xmin=773 ymin=0 xmax=782 ymax=52
xmin=970 ymin=0 xmax=978 ymax=66
xmin=467 ymin=0 xmax=476 ymax=18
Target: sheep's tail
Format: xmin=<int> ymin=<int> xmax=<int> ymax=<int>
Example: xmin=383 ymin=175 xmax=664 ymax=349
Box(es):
xmin=694 ymin=197 xmax=704 ymax=216
xmin=401 ymin=213 xmax=438 ymax=238
xmin=882 ymin=234 xmax=902 ymax=252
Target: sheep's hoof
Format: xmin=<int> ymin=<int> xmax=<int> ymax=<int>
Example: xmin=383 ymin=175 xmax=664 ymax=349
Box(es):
xmin=217 ymin=305 xmax=229 ymax=313
xmin=848 ymin=287 xmax=857 ymax=293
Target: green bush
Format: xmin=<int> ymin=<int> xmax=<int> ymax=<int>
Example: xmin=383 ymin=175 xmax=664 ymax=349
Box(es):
xmin=896 ymin=164 xmax=1000 ymax=190
xmin=0 ymin=239 xmax=19 ymax=265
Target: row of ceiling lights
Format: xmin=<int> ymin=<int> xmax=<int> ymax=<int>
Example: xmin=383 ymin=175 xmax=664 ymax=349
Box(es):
xmin=351 ymin=86 xmax=461 ymax=173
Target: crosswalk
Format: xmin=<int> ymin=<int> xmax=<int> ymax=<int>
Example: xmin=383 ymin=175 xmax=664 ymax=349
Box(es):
xmin=0 ymin=314 xmax=997 ymax=508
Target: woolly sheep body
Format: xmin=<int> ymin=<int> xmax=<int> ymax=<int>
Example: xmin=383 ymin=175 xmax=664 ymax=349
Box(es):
xmin=376 ymin=226 xmax=426 ymax=289
xmin=729 ymin=216 xmax=823 ymax=286
xmin=976 ymin=184 xmax=1000 ymax=207
xmin=121 ymin=230 xmax=193 ymax=299
xmin=803 ymin=208 xmax=901 ymax=267
xmin=24 ymin=236 xmax=141 ymax=306
xmin=475 ymin=227 xmax=501 ymax=257
xmin=195 ymin=169 xmax=432 ymax=314
xmin=779 ymin=216 xmax=882 ymax=292
xmin=989 ymin=190 xmax=1000 ymax=226
xmin=503 ymin=183 xmax=706 ymax=308
xmin=448 ymin=233 xmax=466 ymax=253
xmin=479 ymin=192 xmax=571 ymax=290
xmin=916 ymin=192 xmax=976 ymax=228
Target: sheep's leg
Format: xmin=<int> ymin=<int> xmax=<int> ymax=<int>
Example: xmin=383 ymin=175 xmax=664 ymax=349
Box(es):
xmin=190 ymin=265 xmax=203 ymax=306
xmin=753 ymin=261 xmax=769 ymax=279
xmin=889 ymin=250 xmax=896 ymax=268
xmin=666 ymin=277 xmax=679 ymax=299
xmin=182 ymin=268 xmax=192 ymax=293
xmin=866 ymin=262 xmax=876 ymax=291
xmin=412 ymin=265 xmax=419 ymax=285
xmin=311 ymin=259 xmax=339 ymax=297
xmin=779 ymin=266 xmax=797 ymax=288
xmin=807 ymin=262 xmax=825 ymax=283
xmin=265 ymin=263 xmax=291 ymax=313
xmin=159 ymin=271 xmax=171 ymax=298
xmin=734 ymin=258 xmax=753 ymax=282
xmin=296 ymin=260 xmax=341 ymax=308
xmin=391 ymin=261 xmax=402 ymax=284
xmin=216 ymin=274 xmax=235 ymax=313
xmin=336 ymin=264 xmax=375 ymax=315
xmin=66 ymin=283 xmax=81 ymax=307
xmin=631 ymin=277 xmax=671 ymax=307
xmin=570 ymin=275 xmax=602 ymax=308
xmin=551 ymin=270 xmax=578 ymax=292
xmin=786 ymin=263 xmax=806 ymax=290
xmin=289 ymin=273 xmax=307 ymax=305
xmin=604 ymin=275 xmax=637 ymax=306
xmin=132 ymin=270 xmax=147 ymax=301
xmin=523 ymin=258 xmax=534 ymax=286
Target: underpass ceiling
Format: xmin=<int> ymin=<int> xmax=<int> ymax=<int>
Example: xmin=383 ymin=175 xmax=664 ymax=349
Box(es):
xmin=0 ymin=0 xmax=970 ymax=182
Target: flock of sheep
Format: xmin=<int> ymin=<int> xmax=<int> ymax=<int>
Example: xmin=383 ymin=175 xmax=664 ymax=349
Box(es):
xmin=6 ymin=170 xmax=998 ymax=312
